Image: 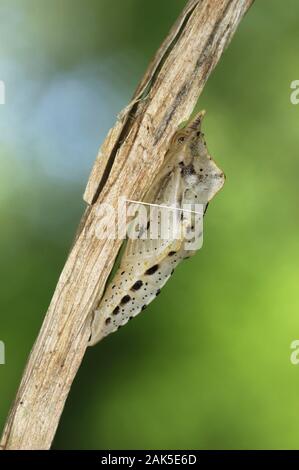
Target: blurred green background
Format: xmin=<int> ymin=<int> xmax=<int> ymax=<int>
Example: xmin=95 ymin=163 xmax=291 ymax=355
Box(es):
xmin=0 ymin=0 xmax=299 ymax=450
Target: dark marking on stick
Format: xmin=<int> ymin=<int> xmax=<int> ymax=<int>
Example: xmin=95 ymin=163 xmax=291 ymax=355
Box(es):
xmin=154 ymin=82 xmax=189 ymax=145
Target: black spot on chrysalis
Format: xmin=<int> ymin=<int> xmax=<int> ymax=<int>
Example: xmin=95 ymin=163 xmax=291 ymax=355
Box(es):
xmin=145 ymin=264 xmax=159 ymax=275
xmin=168 ymin=251 xmax=176 ymax=257
xmin=112 ymin=306 xmax=120 ymax=315
xmin=131 ymin=280 xmax=143 ymax=291
xmin=121 ymin=295 xmax=131 ymax=305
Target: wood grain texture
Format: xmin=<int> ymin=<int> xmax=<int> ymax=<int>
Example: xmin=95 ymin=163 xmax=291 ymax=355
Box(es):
xmin=0 ymin=0 xmax=254 ymax=450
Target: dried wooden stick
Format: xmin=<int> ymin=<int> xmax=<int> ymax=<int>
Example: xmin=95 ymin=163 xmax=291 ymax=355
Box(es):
xmin=0 ymin=0 xmax=254 ymax=450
